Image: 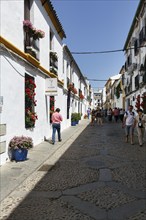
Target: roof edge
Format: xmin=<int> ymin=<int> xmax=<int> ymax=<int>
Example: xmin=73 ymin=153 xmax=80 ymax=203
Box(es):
xmin=41 ymin=0 xmax=66 ymax=39
xmin=123 ymin=0 xmax=145 ymax=50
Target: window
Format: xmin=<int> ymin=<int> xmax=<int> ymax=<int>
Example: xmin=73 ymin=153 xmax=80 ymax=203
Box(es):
xmin=135 ymin=75 xmax=139 ymax=90
xmin=67 ymin=91 xmax=70 ymax=119
xmin=50 ymin=30 xmax=54 ymax=51
xmin=50 ymin=96 xmax=55 ymax=123
xmin=24 ymin=0 xmax=40 ymax=60
xmin=134 ymin=39 xmax=139 ymax=56
xmin=67 ymin=63 xmax=69 ymax=78
xmin=25 ymin=74 xmax=37 ymax=128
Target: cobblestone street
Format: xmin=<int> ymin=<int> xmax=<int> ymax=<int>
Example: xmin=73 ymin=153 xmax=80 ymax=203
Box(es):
xmin=1 ymin=120 xmax=146 ymax=220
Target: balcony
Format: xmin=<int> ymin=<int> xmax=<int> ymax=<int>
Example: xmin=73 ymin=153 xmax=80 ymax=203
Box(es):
xmin=23 ymin=20 xmax=44 ymax=61
xmin=24 ymin=32 xmax=40 ymax=60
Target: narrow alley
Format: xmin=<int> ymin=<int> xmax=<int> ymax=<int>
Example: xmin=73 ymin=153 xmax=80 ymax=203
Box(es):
xmin=1 ymin=119 xmax=146 ymax=220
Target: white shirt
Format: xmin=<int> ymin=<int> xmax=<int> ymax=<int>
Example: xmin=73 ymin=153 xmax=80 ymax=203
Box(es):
xmin=124 ymin=111 xmax=135 ymax=126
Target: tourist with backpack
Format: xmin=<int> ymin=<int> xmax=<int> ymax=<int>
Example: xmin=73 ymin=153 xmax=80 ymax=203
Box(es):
xmin=123 ymin=105 xmax=136 ymax=145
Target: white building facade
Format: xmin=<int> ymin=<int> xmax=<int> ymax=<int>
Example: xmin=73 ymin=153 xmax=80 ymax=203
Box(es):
xmin=0 ymin=0 xmax=90 ymax=165
xmin=123 ymin=0 xmax=146 ymax=111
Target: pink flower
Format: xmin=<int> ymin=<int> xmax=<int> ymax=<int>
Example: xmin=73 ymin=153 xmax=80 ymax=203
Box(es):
xmin=23 ymin=20 xmax=33 ymax=29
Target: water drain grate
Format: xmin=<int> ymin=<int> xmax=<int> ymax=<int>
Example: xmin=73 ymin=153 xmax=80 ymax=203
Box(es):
xmin=38 ymin=164 xmax=53 ymax=172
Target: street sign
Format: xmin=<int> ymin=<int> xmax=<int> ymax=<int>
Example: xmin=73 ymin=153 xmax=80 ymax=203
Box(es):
xmin=45 ymin=78 xmax=58 ymax=96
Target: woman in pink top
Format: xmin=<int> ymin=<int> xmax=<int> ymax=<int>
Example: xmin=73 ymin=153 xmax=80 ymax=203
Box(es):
xmin=113 ymin=107 xmax=119 ymax=122
xmin=51 ymin=108 xmax=63 ymax=144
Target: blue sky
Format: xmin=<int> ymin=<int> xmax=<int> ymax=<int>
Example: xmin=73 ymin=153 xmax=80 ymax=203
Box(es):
xmin=51 ymin=0 xmax=139 ymax=89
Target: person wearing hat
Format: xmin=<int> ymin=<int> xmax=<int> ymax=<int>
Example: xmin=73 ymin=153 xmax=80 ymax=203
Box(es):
xmin=135 ymin=109 xmax=146 ymax=146
xmin=51 ymin=108 xmax=63 ymax=144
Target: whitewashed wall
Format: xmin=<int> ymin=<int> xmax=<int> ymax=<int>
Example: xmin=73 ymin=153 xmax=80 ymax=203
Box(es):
xmin=0 ymin=0 xmax=90 ymax=165
xmin=124 ymin=3 xmax=146 ymax=109
xmin=1 ymin=0 xmax=24 ymax=50
xmin=0 ymin=0 xmax=67 ymax=165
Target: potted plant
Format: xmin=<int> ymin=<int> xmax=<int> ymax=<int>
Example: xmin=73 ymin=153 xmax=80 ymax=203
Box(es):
xmin=79 ymin=92 xmax=84 ymax=100
xmin=77 ymin=113 xmax=81 ymax=120
xmin=71 ymin=113 xmax=79 ymax=126
xmin=9 ymin=136 xmax=33 ymax=162
xmin=23 ymin=20 xmax=45 ymax=39
xmin=33 ymin=29 xmax=45 ymax=39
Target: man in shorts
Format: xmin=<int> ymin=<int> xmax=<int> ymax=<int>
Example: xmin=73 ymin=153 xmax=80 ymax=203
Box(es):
xmin=123 ymin=105 xmax=136 ymax=145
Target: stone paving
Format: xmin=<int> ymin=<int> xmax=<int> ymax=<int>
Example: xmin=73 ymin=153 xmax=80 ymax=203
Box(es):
xmin=0 ymin=121 xmax=146 ymax=220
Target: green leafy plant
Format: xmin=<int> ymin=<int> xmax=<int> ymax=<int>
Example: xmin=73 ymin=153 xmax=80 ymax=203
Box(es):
xmin=115 ymin=83 xmax=121 ymax=99
xmin=71 ymin=113 xmax=78 ymax=122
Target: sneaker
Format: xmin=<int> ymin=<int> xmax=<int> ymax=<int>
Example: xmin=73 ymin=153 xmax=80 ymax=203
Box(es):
xmin=59 ymin=139 xmax=62 ymax=142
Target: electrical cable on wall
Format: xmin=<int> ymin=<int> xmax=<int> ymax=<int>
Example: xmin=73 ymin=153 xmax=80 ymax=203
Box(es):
xmin=0 ymin=43 xmax=51 ymax=79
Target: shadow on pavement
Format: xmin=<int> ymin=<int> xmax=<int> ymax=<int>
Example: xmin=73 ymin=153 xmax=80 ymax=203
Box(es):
xmin=2 ymin=122 xmax=146 ymax=220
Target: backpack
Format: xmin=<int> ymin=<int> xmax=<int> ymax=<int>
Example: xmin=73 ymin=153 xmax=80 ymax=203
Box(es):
xmin=125 ymin=111 xmax=135 ymax=116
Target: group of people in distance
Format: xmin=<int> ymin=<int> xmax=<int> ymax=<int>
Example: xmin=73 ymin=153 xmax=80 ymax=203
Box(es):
xmin=87 ymin=105 xmax=146 ymax=147
xmin=88 ymin=107 xmax=125 ymax=126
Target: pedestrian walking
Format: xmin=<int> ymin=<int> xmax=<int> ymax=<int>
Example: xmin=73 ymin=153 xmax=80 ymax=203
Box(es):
xmin=122 ymin=105 xmax=136 ymax=145
xmin=51 ymin=108 xmax=63 ymax=144
xmin=107 ymin=108 xmax=113 ymax=122
xmin=87 ymin=108 xmax=91 ymax=119
xmin=135 ymin=109 xmax=146 ymax=146
xmin=113 ymin=107 xmax=119 ymax=122
xmin=91 ymin=109 xmax=96 ymax=125
xmin=96 ymin=108 xmax=103 ymax=125
xmin=119 ymin=108 xmax=125 ymax=122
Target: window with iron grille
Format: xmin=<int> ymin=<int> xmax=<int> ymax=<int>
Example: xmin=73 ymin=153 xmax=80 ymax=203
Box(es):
xmin=134 ymin=39 xmax=139 ymax=56
xmin=139 ymin=26 xmax=146 ymax=45
xmin=24 ymin=0 xmax=40 ymax=60
xmin=25 ymin=73 xmax=37 ymax=128
xmin=135 ymin=75 xmax=139 ymax=90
